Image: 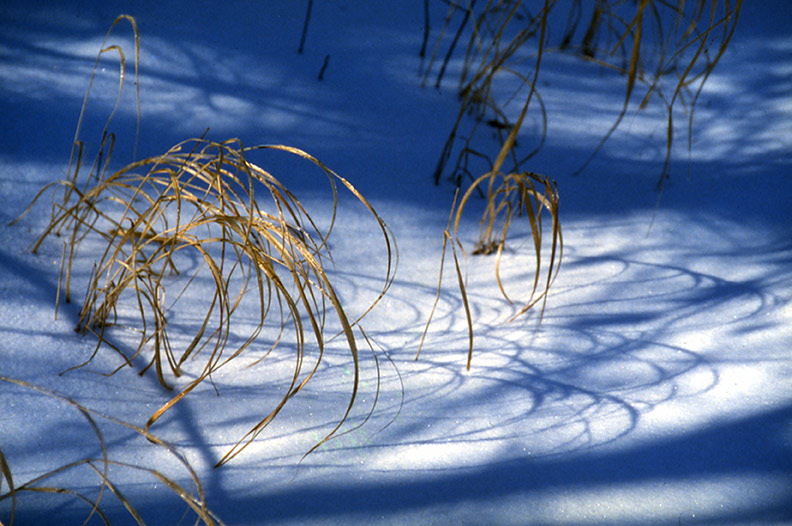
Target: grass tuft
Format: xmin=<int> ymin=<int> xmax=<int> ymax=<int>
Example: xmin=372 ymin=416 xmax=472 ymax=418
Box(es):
xmin=419 ymin=169 xmax=562 ymax=369
xmin=419 ymin=1 xmax=561 ymax=367
xmin=21 ymin=137 xmax=395 ymax=466
xmin=423 ymin=0 xmax=743 ymax=188
xmin=12 ymin=14 xmax=396 ymax=465
xmin=417 ymin=0 xmax=740 ymax=365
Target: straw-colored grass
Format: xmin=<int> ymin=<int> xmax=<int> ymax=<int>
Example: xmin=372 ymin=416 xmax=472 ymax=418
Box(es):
xmin=19 ymin=137 xmax=395 ymax=466
xmin=423 ymin=0 xmax=743 ymax=188
xmin=12 ymin=14 xmax=396 ymax=467
xmin=418 ymin=1 xmax=562 ymax=367
xmin=418 ymin=169 xmax=562 ymax=369
xmin=0 ymin=376 xmax=221 ymax=526
xmin=417 ymin=0 xmax=741 ymax=364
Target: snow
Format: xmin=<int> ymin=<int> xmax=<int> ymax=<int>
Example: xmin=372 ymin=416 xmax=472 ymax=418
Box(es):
xmin=1 ymin=1 xmax=791 ymax=525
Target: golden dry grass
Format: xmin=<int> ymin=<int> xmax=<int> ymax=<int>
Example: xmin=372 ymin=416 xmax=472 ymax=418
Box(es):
xmin=423 ymin=0 xmax=743 ymax=187
xmin=418 ymin=169 xmax=562 ymax=369
xmin=10 ymin=15 xmax=396 ymax=467
xmin=418 ymin=1 xmax=563 ymax=367
xmin=417 ymin=0 xmax=741 ymax=365
xmin=19 ymin=137 xmax=396 ymax=466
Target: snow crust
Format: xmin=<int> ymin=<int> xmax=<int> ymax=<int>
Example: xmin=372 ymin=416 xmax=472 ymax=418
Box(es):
xmin=1 ymin=1 xmax=790 ymax=524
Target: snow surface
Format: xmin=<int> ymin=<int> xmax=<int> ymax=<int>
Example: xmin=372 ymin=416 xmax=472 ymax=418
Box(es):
xmin=1 ymin=1 xmax=791 ymax=525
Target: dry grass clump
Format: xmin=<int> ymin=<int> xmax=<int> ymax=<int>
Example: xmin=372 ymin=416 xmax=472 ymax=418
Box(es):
xmin=419 ymin=168 xmax=561 ymax=369
xmin=417 ymin=0 xmax=741 ymax=363
xmin=19 ymin=137 xmax=395 ymax=466
xmin=422 ymin=0 xmax=551 ymax=187
xmin=418 ymin=1 xmax=562 ymax=366
xmin=9 ymin=14 xmax=396 ymax=466
xmin=0 ymin=376 xmax=220 ymax=526
xmin=422 ymin=0 xmax=743 ymax=187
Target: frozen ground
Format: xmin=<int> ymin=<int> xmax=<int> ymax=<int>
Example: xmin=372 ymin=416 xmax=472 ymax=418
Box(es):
xmin=1 ymin=1 xmax=791 ymax=525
